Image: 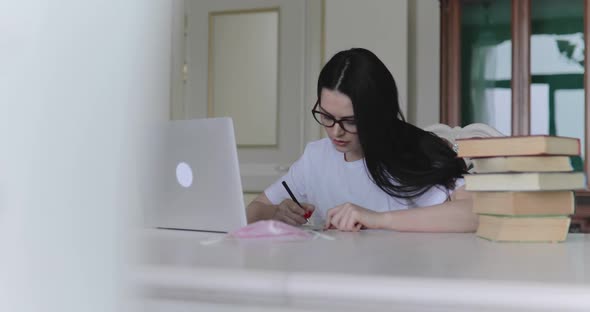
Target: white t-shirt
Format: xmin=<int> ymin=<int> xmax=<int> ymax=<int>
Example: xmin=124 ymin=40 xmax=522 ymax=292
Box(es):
xmin=265 ymin=138 xmax=465 ymax=222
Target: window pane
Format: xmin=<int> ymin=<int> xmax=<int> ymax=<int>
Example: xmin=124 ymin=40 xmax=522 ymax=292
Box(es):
xmin=461 ymin=0 xmax=512 ymax=135
xmin=531 ymin=0 xmax=584 ymax=170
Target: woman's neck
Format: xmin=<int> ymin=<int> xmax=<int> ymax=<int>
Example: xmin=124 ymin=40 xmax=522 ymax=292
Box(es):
xmin=344 ymin=151 xmax=363 ymax=162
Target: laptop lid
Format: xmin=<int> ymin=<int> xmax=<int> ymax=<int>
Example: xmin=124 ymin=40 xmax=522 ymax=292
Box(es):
xmin=148 ymin=117 xmax=247 ymax=233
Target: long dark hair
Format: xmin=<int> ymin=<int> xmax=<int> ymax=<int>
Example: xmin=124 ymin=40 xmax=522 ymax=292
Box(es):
xmin=317 ymin=48 xmax=467 ymax=199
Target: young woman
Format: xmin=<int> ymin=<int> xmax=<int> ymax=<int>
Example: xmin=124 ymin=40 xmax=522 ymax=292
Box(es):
xmin=246 ymin=48 xmax=477 ymax=232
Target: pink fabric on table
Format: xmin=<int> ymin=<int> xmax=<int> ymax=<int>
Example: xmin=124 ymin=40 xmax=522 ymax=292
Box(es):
xmin=228 ymin=220 xmax=313 ymax=241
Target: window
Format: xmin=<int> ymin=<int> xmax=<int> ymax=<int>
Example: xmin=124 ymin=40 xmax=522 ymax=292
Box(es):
xmin=441 ymin=0 xmax=590 ymax=232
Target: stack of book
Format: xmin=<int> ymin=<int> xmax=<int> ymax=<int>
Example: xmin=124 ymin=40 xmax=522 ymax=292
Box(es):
xmin=456 ymin=135 xmax=586 ymax=242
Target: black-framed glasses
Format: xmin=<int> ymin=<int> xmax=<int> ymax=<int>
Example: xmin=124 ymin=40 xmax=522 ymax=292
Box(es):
xmin=311 ymin=101 xmax=357 ymax=134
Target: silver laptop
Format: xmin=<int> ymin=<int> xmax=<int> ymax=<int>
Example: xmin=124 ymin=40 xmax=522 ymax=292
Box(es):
xmin=148 ymin=117 xmax=247 ymax=233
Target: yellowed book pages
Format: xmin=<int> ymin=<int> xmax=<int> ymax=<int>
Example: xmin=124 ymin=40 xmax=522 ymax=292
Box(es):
xmin=471 ymin=156 xmax=576 ymax=173
xmin=477 ymin=215 xmax=570 ymax=242
xmin=473 ymin=191 xmax=574 ymax=216
xmin=456 ymin=135 xmax=580 ymax=158
xmin=464 ymin=172 xmax=586 ymax=191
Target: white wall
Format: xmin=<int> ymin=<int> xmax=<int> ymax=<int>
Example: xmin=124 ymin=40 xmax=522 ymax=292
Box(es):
xmin=408 ymin=0 xmax=441 ymax=127
xmin=0 ymin=1 xmax=171 ymax=311
xmin=325 ymin=0 xmax=409 ymax=116
xmin=325 ymin=0 xmax=440 ymax=127
xmin=173 ymin=0 xmax=441 ymax=132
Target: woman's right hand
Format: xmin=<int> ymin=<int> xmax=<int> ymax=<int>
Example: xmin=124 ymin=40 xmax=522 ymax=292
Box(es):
xmin=272 ymin=199 xmax=315 ymax=226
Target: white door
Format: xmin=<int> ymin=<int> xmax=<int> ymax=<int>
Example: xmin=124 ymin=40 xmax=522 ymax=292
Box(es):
xmin=171 ymin=0 xmax=323 ymax=197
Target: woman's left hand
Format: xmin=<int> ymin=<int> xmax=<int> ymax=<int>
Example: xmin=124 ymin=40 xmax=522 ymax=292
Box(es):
xmin=324 ymin=203 xmax=381 ymax=231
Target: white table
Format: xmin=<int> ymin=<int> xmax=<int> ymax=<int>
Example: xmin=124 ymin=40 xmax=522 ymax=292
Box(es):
xmin=137 ymin=229 xmax=590 ymax=311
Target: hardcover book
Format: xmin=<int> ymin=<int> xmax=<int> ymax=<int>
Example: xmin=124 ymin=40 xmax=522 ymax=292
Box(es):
xmin=457 ymin=135 xmax=580 ymax=158
xmin=464 ymin=172 xmax=586 ymax=191
xmin=471 ymin=156 xmax=581 ymax=173
xmin=477 ymin=215 xmax=570 ymax=242
xmin=472 ymin=191 xmax=574 ymax=216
